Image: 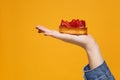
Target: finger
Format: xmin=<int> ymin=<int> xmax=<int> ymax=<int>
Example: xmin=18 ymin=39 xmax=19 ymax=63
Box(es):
xmin=36 ymin=25 xmax=51 ymax=33
xmin=44 ymin=30 xmax=74 ymax=41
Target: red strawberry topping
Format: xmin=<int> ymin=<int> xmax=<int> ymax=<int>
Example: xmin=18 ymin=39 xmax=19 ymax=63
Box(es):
xmin=60 ymin=19 xmax=86 ymax=28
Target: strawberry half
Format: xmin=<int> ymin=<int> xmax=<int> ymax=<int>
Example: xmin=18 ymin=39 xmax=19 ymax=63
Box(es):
xmin=60 ymin=20 xmax=70 ymax=28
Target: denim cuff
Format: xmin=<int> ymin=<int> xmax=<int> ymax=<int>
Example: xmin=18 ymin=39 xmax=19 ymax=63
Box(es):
xmin=83 ymin=61 xmax=114 ymax=80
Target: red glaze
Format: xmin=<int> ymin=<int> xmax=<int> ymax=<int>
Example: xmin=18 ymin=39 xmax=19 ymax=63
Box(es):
xmin=60 ymin=19 xmax=86 ymax=28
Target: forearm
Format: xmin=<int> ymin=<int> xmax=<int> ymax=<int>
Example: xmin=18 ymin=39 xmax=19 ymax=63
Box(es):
xmin=85 ymin=42 xmax=104 ymax=70
xmin=83 ymin=43 xmax=115 ymax=80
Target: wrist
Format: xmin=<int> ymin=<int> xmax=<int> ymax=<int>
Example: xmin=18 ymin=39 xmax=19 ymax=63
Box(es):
xmin=85 ymin=40 xmax=99 ymax=54
xmin=84 ymin=41 xmax=104 ymax=69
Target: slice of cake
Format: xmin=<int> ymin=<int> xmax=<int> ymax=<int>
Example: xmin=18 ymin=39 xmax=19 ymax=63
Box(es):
xmin=59 ymin=19 xmax=87 ymax=35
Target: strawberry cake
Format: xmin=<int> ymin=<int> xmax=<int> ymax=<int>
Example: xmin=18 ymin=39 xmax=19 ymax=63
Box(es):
xmin=59 ymin=19 xmax=87 ymax=35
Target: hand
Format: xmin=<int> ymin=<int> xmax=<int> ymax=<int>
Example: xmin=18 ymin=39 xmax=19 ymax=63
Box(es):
xmin=36 ymin=25 xmax=96 ymax=50
xmin=36 ymin=25 xmax=104 ymax=69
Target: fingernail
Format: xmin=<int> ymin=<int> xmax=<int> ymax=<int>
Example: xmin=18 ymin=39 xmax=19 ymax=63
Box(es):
xmin=37 ymin=29 xmax=44 ymax=33
xmin=38 ymin=30 xmax=42 ymax=33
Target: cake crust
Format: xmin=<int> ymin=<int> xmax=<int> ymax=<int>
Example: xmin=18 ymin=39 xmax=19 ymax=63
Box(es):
xmin=59 ymin=26 xmax=87 ymax=35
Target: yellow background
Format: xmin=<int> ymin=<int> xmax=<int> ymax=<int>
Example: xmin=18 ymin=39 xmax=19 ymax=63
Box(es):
xmin=0 ymin=0 xmax=120 ymax=80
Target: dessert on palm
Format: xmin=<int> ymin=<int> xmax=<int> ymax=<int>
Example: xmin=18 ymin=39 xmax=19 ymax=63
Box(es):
xmin=59 ymin=19 xmax=87 ymax=35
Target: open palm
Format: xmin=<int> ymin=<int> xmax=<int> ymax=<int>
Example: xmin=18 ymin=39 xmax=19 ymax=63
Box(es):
xmin=36 ymin=25 xmax=96 ymax=49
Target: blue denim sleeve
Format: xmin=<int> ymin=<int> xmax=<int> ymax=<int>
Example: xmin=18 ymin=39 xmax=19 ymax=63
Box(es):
xmin=83 ymin=61 xmax=115 ymax=80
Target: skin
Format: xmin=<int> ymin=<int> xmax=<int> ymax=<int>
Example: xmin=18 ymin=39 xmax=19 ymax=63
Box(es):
xmin=36 ymin=25 xmax=104 ymax=70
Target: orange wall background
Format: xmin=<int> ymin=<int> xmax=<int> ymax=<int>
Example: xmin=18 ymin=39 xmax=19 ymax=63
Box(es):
xmin=0 ymin=0 xmax=120 ymax=80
